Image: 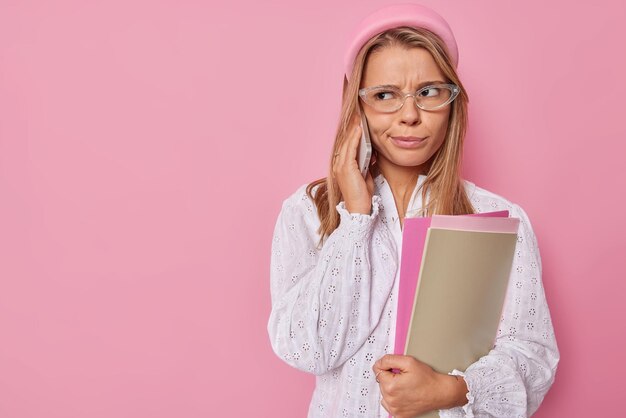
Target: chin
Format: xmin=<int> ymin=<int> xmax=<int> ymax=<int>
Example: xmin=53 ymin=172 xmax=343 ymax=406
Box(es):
xmin=387 ymin=153 xmax=431 ymax=168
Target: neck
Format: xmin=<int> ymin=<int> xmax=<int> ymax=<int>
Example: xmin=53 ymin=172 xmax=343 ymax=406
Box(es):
xmin=375 ymin=157 xmax=427 ymax=199
xmin=373 ymin=156 xmax=429 ymax=226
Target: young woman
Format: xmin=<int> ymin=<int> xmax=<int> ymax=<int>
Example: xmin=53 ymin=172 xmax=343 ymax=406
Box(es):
xmin=268 ymin=4 xmax=559 ymax=417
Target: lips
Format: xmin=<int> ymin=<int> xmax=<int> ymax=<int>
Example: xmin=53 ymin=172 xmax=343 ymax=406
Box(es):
xmin=392 ymin=136 xmax=426 ymax=141
xmin=390 ymin=136 xmax=427 ymax=149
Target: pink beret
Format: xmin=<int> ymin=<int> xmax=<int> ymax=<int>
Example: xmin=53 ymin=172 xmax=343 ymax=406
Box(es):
xmin=343 ymin=3 xmax=459 ymax=81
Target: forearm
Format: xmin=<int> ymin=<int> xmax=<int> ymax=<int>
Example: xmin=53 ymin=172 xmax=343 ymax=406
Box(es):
xmin=268 ymin=194 xmax=398 ymax=373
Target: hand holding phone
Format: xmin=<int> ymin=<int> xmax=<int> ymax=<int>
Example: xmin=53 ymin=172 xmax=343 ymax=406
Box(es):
xmin=332 ymin=106 xmax=376 ymax=215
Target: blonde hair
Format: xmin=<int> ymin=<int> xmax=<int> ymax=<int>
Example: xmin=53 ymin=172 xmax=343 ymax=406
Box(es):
xmin=307 ymin=26 xmax=474 ymax=245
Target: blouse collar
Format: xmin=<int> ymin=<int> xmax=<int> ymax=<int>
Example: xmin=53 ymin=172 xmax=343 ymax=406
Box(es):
xmin=373 ymin=172 xmax=429 ymax=231
xmin=373 ymin=171 xmax=477 ymax=223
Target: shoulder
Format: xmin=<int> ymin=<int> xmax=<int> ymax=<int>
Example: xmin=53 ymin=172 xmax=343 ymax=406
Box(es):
xmin=276 ymin=181 xmax=323 ymax=233
xmin=463 ymin=179 xmax=540 ymax=250
xmin=462 ymin=179 xmax=518 ymax=214
xmin=280 ymin=182 xmax=321 ymax=213
xmin=462 ymin=179 xmax=535 ymax=232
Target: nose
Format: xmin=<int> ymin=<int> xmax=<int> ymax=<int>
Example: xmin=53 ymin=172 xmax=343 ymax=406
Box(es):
xmin=398 ymin=94 xmax=421 ymax=125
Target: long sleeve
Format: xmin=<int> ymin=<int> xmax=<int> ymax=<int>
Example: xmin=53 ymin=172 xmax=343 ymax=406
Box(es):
xmin=267 ymin=186 xmax=398 ymax=376
xmin=440 ymin=204 xmax=560 ymax=417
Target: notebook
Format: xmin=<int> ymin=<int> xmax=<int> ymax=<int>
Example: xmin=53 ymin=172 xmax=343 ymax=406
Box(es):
xmin=391 ymin=212 xmax=519 ymax=418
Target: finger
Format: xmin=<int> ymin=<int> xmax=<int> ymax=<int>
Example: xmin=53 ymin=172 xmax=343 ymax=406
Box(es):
xmin=375 ymin=368 xmax=396 ymax=385
xmin=339 ymin=107 xmax=362 ymax=154
xmin=335 ymin=126 xmax=361 ymax=174
xmin=333 ymin=129 xmax=352 ymax=169
xmin=381 ymin=397 xmax=391 ymax=414
xmin=365 ymin=170 xmax=375 ymax=195
xmin=345 ymin=110 xmax=361 ymax=146
xmin=345 ymin=123 xmax=362 ymax=162
xmin=332 ymin=148 xmax=342 ymax=172
xmin=373 ymin=358 xmax=390 ymax=375
xmin=375 ymin=354 xmax=414 ymax=373
xmin=374 ymin=368 xmax=387 ymax=383
xmin=373 ymin=357 xmax=384 ymax=372
xmin=336 ymin=126 xmax=355 ymax=167
xmin=350 ymin=109 xmax=361 ymax=130
xmin=332 ymin=150 xmax=341 ymax=177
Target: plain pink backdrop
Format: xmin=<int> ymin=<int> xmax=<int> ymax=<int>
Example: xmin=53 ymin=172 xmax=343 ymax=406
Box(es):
xmin=1 ymin=0 xmax=624 ymax=416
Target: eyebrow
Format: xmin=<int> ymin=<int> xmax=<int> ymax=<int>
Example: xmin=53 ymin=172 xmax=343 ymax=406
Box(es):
xmin=372 ymin=80 xmax=446 ymax=89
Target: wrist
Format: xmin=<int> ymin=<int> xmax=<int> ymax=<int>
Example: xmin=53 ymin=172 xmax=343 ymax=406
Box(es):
xmin=345 ymin=202 xmax=372 ymax=215
xmin=438 ymin=373 xmax=469 ymax=409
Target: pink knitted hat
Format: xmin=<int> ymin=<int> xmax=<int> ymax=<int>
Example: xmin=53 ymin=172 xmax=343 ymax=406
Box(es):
xmin=343 ymin=3 xmax=459 ymax=81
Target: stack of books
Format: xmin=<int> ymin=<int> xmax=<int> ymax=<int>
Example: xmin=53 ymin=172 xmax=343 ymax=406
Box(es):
xmin=391 ymin=211 xmax=519 ymax=418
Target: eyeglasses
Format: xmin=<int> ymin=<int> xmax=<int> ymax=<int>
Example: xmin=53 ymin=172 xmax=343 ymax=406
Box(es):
xmin=358 ymin=83 xmax=460 ymax=113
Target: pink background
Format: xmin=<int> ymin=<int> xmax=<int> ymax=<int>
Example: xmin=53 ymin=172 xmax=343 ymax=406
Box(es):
xmin=1 ymin=0 xmax=624 ymax=416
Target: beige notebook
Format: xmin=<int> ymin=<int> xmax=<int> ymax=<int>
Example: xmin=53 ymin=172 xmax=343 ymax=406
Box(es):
xmin=404 ymin=228 xmax=517 ymax=418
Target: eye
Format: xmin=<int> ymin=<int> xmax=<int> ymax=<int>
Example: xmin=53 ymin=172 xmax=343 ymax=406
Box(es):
xmin=373 ymin=90 xmax=397 ymax=101
xmin=419 ymin=86 xmax=441 ymax=97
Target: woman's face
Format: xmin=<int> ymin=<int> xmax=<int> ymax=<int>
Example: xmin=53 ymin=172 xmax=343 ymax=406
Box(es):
xmin=359 ymin=45 xmax=451 ymax=173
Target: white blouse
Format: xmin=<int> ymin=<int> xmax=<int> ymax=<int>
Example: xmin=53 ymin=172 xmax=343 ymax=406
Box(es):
xmin=267 ymin=173 xmax=559 ymax=417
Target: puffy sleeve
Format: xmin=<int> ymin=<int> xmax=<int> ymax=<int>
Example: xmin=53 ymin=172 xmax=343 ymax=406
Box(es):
xmin=439 ymin=204 xmax=560 ymax=417
xmin=267 ymin=186 xmax=398 ymax=375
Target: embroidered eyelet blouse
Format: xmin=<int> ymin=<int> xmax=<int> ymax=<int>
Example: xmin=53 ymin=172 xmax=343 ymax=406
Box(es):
xmin=268 ymin=173 xmax=559 ymax=417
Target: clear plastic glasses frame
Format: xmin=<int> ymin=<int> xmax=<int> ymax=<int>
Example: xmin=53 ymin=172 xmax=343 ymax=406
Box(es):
xmin=358 ymin=83 xmax=460 ymax=112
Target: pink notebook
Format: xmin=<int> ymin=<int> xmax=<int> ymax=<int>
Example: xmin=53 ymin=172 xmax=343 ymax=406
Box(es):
xmin=393 ymin=211 xmax=510 ymax=356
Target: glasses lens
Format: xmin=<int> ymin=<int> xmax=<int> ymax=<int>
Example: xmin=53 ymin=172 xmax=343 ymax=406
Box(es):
xmin=362 ymin=88 xmax=403 ymax=112
xmin=416 ymin=85 xmax=453 ymax=110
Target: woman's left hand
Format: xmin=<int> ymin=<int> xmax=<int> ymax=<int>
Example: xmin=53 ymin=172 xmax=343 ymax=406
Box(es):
xmin=373 ymin=354 xmax=468 ymax=417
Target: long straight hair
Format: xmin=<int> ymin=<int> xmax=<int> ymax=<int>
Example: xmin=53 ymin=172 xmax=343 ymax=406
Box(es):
xmin=307 ymin=26 xmax=475 ymax=246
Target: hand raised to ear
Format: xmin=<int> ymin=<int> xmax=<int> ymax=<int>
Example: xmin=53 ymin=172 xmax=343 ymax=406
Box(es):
xmin=333 ymin=116 xmax=374 ymax=215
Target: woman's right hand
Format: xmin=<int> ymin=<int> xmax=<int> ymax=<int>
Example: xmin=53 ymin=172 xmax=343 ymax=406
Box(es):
xmin=332 ymin=113 xmax=376 ymax=215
